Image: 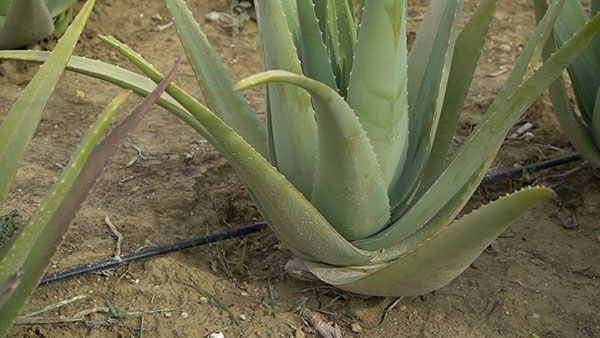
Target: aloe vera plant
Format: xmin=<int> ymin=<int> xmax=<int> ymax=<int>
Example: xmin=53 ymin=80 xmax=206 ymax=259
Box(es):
xmin=0 ymin=0 xmax=179 ymax=333
xmin=534 ymin=0 xmax=600 ymax=167
xmin=0 ymin=0 xmax=79 ymax=49
xmin=1 ymin=0 xmax=599 ymax=297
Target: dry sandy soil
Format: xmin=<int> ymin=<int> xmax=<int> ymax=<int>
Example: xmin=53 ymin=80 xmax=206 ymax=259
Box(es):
xmin=1 ymin=0 xmax=599 ymax=337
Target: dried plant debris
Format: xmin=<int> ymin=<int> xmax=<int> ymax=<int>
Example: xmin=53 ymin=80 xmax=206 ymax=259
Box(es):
xmin=205 ymin=0 xmax=253 ymax=34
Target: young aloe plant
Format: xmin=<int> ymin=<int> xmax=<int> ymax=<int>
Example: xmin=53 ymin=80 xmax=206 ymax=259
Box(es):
xmin=1 ymin=0 xmax=599 ymax=297
xmin=0 ymin=0 xmax=79 ymax=49
xmin=0 ymin=0 xmax=180 ymax=333
xmin=534 ymin=0 xmax=600 ymax=167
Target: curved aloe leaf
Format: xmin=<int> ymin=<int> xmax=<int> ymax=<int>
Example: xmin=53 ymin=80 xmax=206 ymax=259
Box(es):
xmin=255 ymin=0 xmax=318 ymax=198
xmin=358 ymin=13 xmax=600 ymax=250
xmin=99 ymin=42 xmax=376 ymax=265
xmin=236 ymin=70 xmax=391 ymax=241
xmin=423 ymin=0 xmax=498 ymax=181
xmin=0 ymin=0 xmax=94 ymax=210
xmin=346 ymin=0 xmax=409 ymax=189
xmin=307 ymin=187 xmax=552 ymax=297
xmin=164 ymin=0 xmax=267 ymax=158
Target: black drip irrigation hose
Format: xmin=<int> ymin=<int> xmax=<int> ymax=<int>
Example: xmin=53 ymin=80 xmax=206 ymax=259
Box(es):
xmin=39 ymin=222 xmax=268 ymax=286
xmin=39 ymin=152 xmax=583 ymax=287
xmin=481 ymin=152 xmax=582 ymax=184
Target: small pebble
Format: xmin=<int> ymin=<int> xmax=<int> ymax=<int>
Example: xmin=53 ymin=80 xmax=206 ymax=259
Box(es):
xmin=164 ymin=312 xmax=172 ymax=318
xmin=239 ymin=314 xmax=247 ymax=321
xmin=351 ymin=322 xmax=363 ymax=333
xmin=199 ymin=296 xmax=209 ymax=304
xmin=500 ymin=44 xmax=511 ymax=52
xmin=205 ymin=11 xmax=221 ymax=22
xmin=181 ymin=311 xmax=189 ymax=319
xmin=209 ymin=331 xmax=225 ymax=338
xmin=533 ymin=313 xmax=540 ymax=319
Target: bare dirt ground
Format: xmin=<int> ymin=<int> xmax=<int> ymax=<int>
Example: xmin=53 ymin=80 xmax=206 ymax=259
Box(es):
xmin=1 ymin=0 xmax=599 ymax=337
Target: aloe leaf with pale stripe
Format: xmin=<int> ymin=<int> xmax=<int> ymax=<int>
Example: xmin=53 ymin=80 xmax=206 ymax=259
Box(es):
xmin=255 ymin=0 xmax=318 ymax=198
xmin=98 ymin=36 xmax=377 ymax=265
xmin=346 ymin=0 xmax=409 ymax=189
xmin=236 ymin=70 xmax=391 ymax=241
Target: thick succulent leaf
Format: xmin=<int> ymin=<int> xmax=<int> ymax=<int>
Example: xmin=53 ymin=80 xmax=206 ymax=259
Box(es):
xmin=405 ymin=0 xmax=565 ymax=200
xmin=553 ymin=0 xmax=600 ymax=124
xmin=279 ymin=0 xmax=300 ymax=52
xmin=312 ymin=0 xmax=327 ymax=45
xmin=255 ymin=0 xmax=318 ymax=199
xmin=534 ymin=0 xmax=600 ymax=165
xmin=332 ymin=0 xmax=356 ymax=96
xmin=310 ymin=187 xmax=552 ymax=297
xmin=0 ymin=60 xmax=177 ymax=334
xmin=296 ymin=0 xmax=337 ymax=90
xmin=374 ymin=152 xmax=496 ymax=262
xmin=346 ymin=0 xmax=409 ymax=189
xmin=164 ymin=0 xmax=268 ymax=158
xmin=0 ymin=0 xmax=54 ymax=49
xmin=302 ymin=154 xmax=494 ymax=283
xmin=357 ymin=13 xmax=600 ymax=250
xmin=547 ymin=76 xmax=600 ymax=167
xmin=236 ymin=70 xmax=391 ymax=241
xmin=406 ymin=0 xmax=447 ymax=107
xmin=423 ymin=0 xmax=498 ymax=182
xmin=0 ymin=0 xmax=93 ymax=210
xmin=389 ymin=0 xmax=463 ymax=209
xmin=313 ymin=0 xmax=356 ymax=97
xmin=107 ymin=48 xmax=376 ymax=265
